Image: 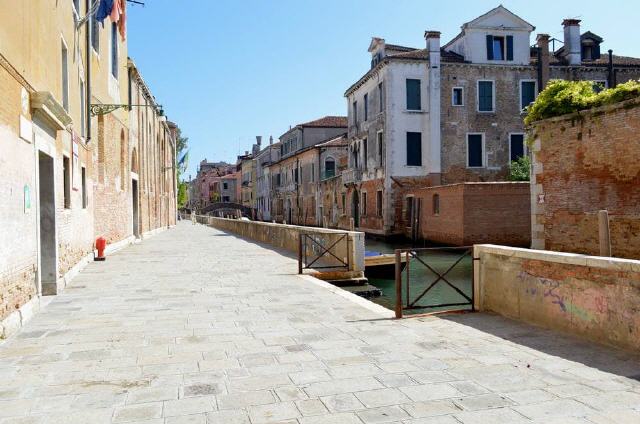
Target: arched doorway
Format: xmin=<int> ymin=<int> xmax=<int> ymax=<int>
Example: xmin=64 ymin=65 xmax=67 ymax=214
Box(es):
xmin=351 ymin=189 xmax=359 ymax=228
xmin=131 ymin=147 xmax=140 ymax=238
xmin=286 ymin=198 xmax=292 ymax=224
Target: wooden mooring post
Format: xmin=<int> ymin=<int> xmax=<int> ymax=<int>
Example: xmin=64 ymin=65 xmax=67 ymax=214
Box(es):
xmin=598 ymin=210 xmax=612 ymax=257
xmin=395 ymin=249 xmax=403 ymax=319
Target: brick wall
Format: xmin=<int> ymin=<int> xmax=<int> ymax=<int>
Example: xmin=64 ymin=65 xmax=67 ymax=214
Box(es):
xmin=530 ymin=97 xmax=640 ymax=258
xmin=408 ymin=182 xmax=531 ymax=246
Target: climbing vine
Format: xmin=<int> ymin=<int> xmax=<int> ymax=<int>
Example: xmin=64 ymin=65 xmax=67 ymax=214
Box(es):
xmin=524 ymin=79 xmax=640 ymax=125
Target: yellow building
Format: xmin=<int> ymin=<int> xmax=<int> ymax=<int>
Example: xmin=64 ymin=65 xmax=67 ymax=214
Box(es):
xmin=0 ymin=1 xmax=176 ymax=338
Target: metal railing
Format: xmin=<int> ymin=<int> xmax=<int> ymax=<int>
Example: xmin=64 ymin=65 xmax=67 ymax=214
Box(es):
xmin=394 ymin=247 xmax=476 ymax=318
xmin=341 ymin=168 xmax=362 ymax=184
xmin=298 ymin=233 xmax=350 ymax=273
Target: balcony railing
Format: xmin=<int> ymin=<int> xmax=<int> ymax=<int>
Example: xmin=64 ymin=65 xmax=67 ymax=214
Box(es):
xmin=341 ymin=168 xmax=362 ymax=184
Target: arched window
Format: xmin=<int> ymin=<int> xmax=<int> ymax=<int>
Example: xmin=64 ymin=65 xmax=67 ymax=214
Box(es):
xmin=131 ymin=148 xmax=138 ymax=173
xmin=120 ymin=129 xmax=126 ymax=190
xmin=324 ymin=157 xmax=336 ymax=178
xmin=433 ymin=193 xmax=440 ymax=216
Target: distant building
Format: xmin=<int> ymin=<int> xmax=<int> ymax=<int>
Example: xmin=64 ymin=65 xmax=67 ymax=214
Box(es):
xmin=255 ymin=137 xmax=280 ymax=221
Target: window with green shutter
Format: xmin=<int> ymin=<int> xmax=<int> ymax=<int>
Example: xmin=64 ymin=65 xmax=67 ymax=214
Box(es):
xmin=520 ymin=81 xmax=536 ymax=110
xmin=467 ymin=134 xmax=484 ymax=167
xmin=406 ymin=132 xmax=422 ymax=166
xmin=406 ymin=79 xmax=421 ymax=110
xmin=478 ymin=81 xmax=494 ymax=112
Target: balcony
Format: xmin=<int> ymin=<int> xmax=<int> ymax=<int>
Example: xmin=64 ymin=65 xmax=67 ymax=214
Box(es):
xmin=341 ymin=168 xmax=362 ymax=185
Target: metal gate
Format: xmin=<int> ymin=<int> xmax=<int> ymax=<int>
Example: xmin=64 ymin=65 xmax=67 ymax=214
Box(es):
xmin=394 ymin=247 xmax=475 ymax=318
xmin=298 ymin=233 xmax=350 ymax=273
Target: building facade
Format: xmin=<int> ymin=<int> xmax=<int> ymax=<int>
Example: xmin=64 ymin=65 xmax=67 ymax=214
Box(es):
xmin=0 ymin=1 xmax=177 ymax=337
xmin=343 ymin=5 xmax=640 ymax=237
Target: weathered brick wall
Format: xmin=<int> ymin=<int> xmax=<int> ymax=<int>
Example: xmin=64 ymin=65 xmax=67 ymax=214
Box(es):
xmin=530 ymin=97 xmax=640 ymax=258
xmin=409 ymin=182 xmax=530 ymax=246
xmin=476 ymin=245 xmax=640 ymax=351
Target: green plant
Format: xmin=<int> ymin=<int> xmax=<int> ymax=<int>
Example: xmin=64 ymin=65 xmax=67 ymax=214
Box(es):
xmin=508 ymin=155 xmax=530 ymax=181
xmin=177 ymin=181 xmax=189 ymax=209
xmin=524 ymin=79 xmax=640 ymax=125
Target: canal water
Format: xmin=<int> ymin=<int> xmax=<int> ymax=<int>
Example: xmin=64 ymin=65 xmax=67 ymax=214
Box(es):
xmin=365 ymin=238 xmax=473 ymax=314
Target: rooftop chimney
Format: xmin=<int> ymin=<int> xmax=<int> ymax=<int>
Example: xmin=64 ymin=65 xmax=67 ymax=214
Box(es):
xmin=256 ymin=136 xmax=262 ymax=146
xmin=269 ymin=135 xmax=273 ymax=145
xmin=245 ymin=150 xmax=249 ymax=156
xmin=562 ymin=19 xmax=581 ymax=65
xmin=536 ymin=34 xmax=550 ymax=88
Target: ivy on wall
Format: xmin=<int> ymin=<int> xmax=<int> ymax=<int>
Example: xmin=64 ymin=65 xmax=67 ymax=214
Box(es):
xmin=525 ymin=79 xmax=640 ymax=125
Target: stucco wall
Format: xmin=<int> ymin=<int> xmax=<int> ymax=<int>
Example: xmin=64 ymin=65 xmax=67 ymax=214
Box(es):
xmin=475 ymin=244 xmax=640 ymax=352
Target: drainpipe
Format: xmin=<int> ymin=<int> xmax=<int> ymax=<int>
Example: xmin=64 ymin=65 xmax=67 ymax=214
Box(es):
xmin=85 ymin=0 xmax=92 ymax=143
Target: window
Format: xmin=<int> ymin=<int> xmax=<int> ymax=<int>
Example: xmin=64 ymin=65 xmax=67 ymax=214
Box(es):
xmin=342 ymin=193 xmax=346 ymax=210
xmin=376 ymin=190 xmax=383 ymax=217
xmin=520 ymin=80 xmax=536 ymax=110
xmin=223 ymin=182 xmax=228 ymax=190
xmin=80 ymin=79 xmax=86 ymax=136
xmin=111 ymin=23 xmax=118 ymax=78
xmin=311 ymin=163 xmax=314 ymax=182
xmin=486 ymin=35 xmax=513 ymax=61
xmin=364 ymin=93 xmax=368 ymax=121
xmin=81 ymin=166 xmax=87 ymax=208
xmin=452 ymin=87 xmax=464 ymax=106
xmin=363 ymin=138 xmax=368 ymax=169
xmin=406 ymin=79 xmax=421 ymax=110
xmin=63 ymin=156 xmax=71 ymax=208
xmin=377 ymin=131 xmax=384 ymax=166
xmin=509 ymin=134 xmax=525 ymax=162
xmin=467 ymin=134 xmax=484 ymax=168
xmin=352 ymin=100 xmax=358 ymax=124
xmin=378 ymin=82 xmax=384 ymax=112
xmin=61 ymin=40 xmax=69 ymax=111
xmin=477 ymin=81 xmax=494 ymax=112
xmin=325 ymin=158 xmax=335 ymax=178
xmin=222 ymin=196 xmax=230 ymax=202
xmin=91 ymin=17 xmax=100 ymax=53
xmin=361 ymin=192 xmax=367 ymax=215
xmin=276 ymin=173 xmax=281 ymax=186
xmin=406 ymin=132 xmax=422 ymax=166
xmin=432 ymin=194 xmax=440 ymax=216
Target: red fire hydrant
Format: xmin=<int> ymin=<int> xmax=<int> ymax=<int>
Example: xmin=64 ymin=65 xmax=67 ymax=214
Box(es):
xmin=95 ymin=237 xmax=106 ymax=261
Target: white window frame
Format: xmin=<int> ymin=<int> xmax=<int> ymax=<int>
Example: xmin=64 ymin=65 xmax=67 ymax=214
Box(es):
xmin=376 ymin=130 xmax=384 ymax=167
xmin=519 ymin=79 xmax=538 ymax=111
xmin=508 ymin=132 xmax=527 ymax=163
xmin=476 ymin=80 xmax=495 ymax=113
xmin=466 ymin=132 xmax=485 ymax=168
xmin=452 ymin=86 xmax=464 ymax=107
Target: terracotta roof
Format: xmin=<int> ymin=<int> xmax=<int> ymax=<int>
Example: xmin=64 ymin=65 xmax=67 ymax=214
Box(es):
xmin=316 ymin=133 xmax=348 ymax=148
xmin=299 ymin=116 xmax=348 ymax=128
xmin=538 ymin=53 xmax=640 ymax=67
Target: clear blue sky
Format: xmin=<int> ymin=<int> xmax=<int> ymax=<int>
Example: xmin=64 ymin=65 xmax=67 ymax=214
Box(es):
xmin=127 ymin=0 xmax=639 ymax=180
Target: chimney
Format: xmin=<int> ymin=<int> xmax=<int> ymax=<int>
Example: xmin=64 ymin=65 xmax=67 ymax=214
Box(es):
xmin=256 ymin=136 xmax=262 ymax=146
xmin=562 ymin=19 xmax=581 ymax=65
xmin=536 ymin=34 xmax=550 ymax=89
xmin=269 ymin=135 xmax=273 ymax=145
xmin=424 ymin=30 xmax=442 ymax=179
xmin=245 ymin=150 xmax=249 ymax=156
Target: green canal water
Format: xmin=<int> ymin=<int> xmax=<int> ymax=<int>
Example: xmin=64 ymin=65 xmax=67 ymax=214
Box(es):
xmin=365 ymin=239 xmax=473 ymax=315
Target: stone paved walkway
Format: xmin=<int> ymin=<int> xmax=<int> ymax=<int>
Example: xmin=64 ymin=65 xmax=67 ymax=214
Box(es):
xmin=1 ymin=222 xmax=640 ymax=424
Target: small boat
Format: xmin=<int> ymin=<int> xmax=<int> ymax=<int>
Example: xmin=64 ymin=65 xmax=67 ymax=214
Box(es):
xmin=364 ymin=251 xmax=407 ymax=279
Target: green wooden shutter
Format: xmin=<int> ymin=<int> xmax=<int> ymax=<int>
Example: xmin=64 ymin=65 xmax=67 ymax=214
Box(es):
xmin=506 ymin=36 xmax=513 ymax=61
xmin=486 ymin=35 xmax=494 ymax=60
xmin=406 ymin=132 xmax=422 ymax=166
xmin=478 ymin=81 xmax=493 ymax=111
xmin=406 ymin=79 xmax=421 ymax=110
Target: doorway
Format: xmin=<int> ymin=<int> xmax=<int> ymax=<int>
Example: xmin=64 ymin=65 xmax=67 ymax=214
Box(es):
xmin=286 ymin=199 xmax=292 ymax=224
xmin=132 ymin=179 xmax=139 ymax=237
xmin=352 ymin=190 xmax=360 ymax=228
xmin=38 ymin=152 xmax=57 ymax=295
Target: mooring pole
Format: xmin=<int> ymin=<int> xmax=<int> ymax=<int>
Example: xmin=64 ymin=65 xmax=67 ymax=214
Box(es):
xmin=395 ymin=249 xmax=403 ymax=319
xmin=598 ymin=210 xmax=612 ymax=257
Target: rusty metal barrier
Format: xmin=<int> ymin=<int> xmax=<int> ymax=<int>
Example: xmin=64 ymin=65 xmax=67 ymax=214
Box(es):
xmin=298 ymin=233 xmax=350 ymax=273
xmin=394 ymin=247 xmax=475 ymax=318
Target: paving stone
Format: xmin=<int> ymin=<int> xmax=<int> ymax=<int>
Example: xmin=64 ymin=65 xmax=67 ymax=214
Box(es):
xmin=216 ymin=390 xmax=276 ymax=410
xmin=295 ymin=399 xmax=328 ymax=416
xmin=298 ymin=412 xmax=363 ymax=424
xmin=304 ymin=377 xmax=383 ymax=397
xmin=400 ymin=384 xmax=461 ymax=402
xmin=247 ymin=401 xmax=301 ymax=423
xmin=205 ymin=409 xmax=251 ymax=424
xmin=320 ymin=393 xmax=366 ymax=412
xmin=401 ymin=400 xmax=461 ymax=418
xmin=374 ymin=373 xmax=417 ymax=388
xmin=164 ymin=414 xmax=207 ymax=424
xmin=163 ymin=396 xmax=216 ymax=417
xmin=127 ymin=386 xmax=178 ymax=404
xmin=455 ymin=407 xmax=530 ymax=423
xmin=357 ymin=405 xmax=411 ymax=423
xmin=113 ymin=403 xmax=163 ymax=422
xmin=402 ymin=417 xmax=461 ymax=424
xmin=453 ymin=393 xmax=515 ymax=411
xmin=354 ymin=388 xmax=411 ymax=408
xmin=513 ymin=398 xmax=596 ymax=420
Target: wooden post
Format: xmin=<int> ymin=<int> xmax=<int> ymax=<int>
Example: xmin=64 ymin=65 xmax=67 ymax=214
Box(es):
xmin=298 ymin=234 xmax=304 ymax=274
xmin=598 ymin=210 xmax=612 ymax=257
xmin=395 ymin=249 xmax=403 ymax=319
xmin=349 ymin=218 xmax=355 ymax=231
